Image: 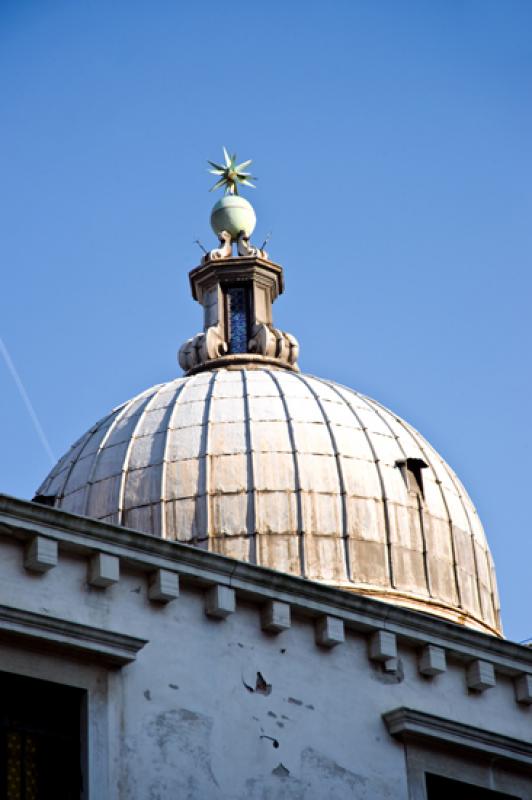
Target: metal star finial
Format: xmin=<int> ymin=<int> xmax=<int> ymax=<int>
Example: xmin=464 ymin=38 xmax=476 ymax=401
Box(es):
xmin=208 ymin=147 xmax=257 ymax=195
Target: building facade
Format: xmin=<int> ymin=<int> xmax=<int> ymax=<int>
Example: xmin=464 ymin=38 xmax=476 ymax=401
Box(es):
xmin=1 ymin=180 xmax=531 ymax=798
xmin=0 ymin=494 xmax=531 ymax=798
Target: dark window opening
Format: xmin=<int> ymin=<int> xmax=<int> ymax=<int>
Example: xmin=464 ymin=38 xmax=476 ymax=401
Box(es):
xmin=0 ymin=671 xmax=84 ymax=799
xmin=396 ymin=457 xmax=427 ymax=497
xmin=426 ymin=773 xmax=520 ymax=799
xmin=225 ymin=285 xmax=250 ymax=354
xmin=31 ymin=495 xmax=56 ymax=507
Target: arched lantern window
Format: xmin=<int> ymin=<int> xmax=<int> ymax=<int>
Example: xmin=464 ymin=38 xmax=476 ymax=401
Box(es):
xmin=224 ymin=284 xmax=251 ymax=354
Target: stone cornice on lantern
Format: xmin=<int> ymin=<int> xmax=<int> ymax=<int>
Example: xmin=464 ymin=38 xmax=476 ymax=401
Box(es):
xmin=188 ymin=256 xmax=284 ymax=304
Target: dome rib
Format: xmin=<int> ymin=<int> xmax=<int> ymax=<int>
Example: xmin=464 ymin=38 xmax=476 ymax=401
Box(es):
xmin=51 ymin=428 xmax=95 ymax=502
xmin=265 ymin=369 xmax=306 ymax=578
xmin=43 ymin=411 xmax=114 ymax=503
xmin=241 ymin=369 xmax=257 ymax=565
xmin=375 ymin=402 xmax=463 ymax=611
xmin=355 ymin=393 xmax=433 ymax=599
xmin=293 ymin=372 xmax=351 ymax=583
xmin=117 ymin=387 xmax=161 ymax=527
xmin=320 ymin=379 xmax=395 ymax=590
xmin=200 ymin=371 xmax=218 ymax=546
xmin=436 ymin=450 xmax=486 ymax=620
xmin=36 ymin=368 xmax=502 ymax=636
xmin=159 ymin=379 xmax=189 ymax=539
xmin=82 ymin=398 xmax=135 ymax=519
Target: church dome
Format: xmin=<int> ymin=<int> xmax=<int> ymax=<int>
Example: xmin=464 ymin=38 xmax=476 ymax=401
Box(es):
xmin=36 ymin=367 xmax=501 ymax=636
xmin=35 ymin=150 xmax=502 ymax=637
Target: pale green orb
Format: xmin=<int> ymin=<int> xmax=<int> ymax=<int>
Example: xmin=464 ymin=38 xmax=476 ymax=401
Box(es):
xmin=210 ymin=195 xmax=256 ymax=240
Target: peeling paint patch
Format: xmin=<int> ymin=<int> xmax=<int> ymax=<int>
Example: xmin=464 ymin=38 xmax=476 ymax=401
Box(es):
xmin=244 ymin=772 xmax=304 ymax=800
xmin=255 ymin=672 xmax=272 ymax=695
xmin=243 ymin=672 xmax=272 ymax=695
xmin=145 ymin=707 xmax=220 ymax=795
xmin=244 ymin=746 xmax=378 ymax=800
xmin=287 ymin=697 xmax=302 ymax=706
xmin=302 ymin=747 xmax=368 ymax=793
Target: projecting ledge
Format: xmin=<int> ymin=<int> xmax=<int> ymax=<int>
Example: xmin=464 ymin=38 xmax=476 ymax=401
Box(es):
xmin=0 ymin=604 xmax=147 ymax=666
xmin=383 ymin=707 xmax=532 ymax=769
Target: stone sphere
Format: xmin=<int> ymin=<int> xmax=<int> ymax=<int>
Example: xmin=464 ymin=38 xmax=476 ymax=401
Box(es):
xmin=210 ymin=195 xmax=256 ymax=239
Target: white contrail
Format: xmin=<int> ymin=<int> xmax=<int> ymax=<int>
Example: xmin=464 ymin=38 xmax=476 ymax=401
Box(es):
xmin=0 ymin=336 xmax=56 ymax=465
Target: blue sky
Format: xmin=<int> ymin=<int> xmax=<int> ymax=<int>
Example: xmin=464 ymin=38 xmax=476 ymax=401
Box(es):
xmin=1 ymin=0 xmax=531 ymax=641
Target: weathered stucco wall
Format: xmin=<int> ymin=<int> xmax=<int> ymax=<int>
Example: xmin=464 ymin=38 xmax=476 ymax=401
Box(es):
xmin=0 ymin=497 xmax=530 ymax=799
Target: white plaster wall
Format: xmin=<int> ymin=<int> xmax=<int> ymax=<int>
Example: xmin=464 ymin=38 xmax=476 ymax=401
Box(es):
xmin=0 ymin=541 xmax=529 ymax=799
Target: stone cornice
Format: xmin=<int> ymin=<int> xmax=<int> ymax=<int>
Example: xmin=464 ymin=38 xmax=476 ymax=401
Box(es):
xmin=0 ymin=602 xmax=147 ymax=666
xmin=383 ymin=707 xmax=532 ymax=769
xmin=188 ymin=256 xmax=284 ymax=302
xmin=185 ymin=353 xmax=299 ymax=375
xmin=0 ymin=494 xmax=531 ymax=676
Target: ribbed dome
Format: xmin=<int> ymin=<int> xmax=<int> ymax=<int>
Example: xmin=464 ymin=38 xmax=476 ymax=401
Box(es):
xmin=37 ymin=367 xmax=501 ymax=635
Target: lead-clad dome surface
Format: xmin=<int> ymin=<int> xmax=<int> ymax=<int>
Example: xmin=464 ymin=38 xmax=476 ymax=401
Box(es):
xmin=37 ymin=368 xmax=501 ymax=635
